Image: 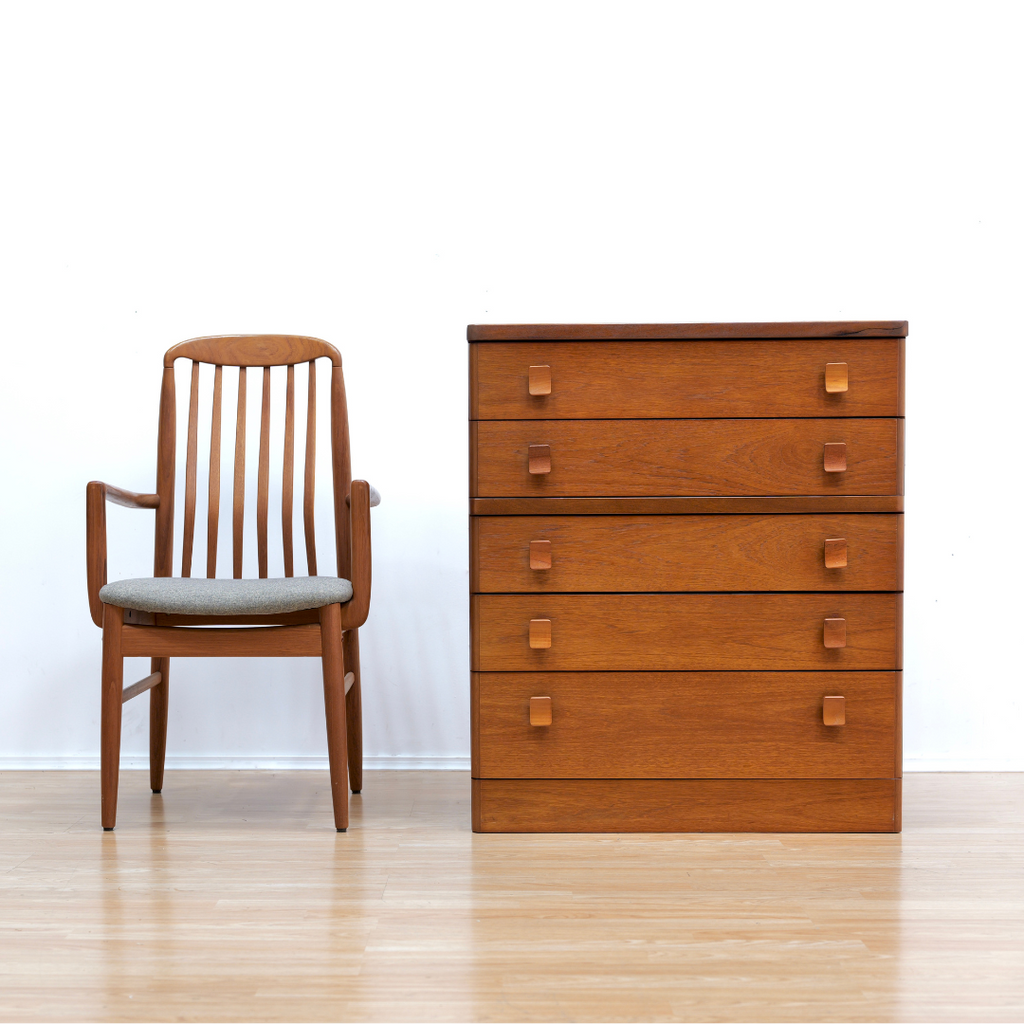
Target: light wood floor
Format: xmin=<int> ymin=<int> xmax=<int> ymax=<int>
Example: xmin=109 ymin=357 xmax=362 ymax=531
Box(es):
xmin=1 ymin=771 xmax=1022 ymax=1023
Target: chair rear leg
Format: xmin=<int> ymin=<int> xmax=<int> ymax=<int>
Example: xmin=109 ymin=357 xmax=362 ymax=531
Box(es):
xmin=343 ymin=628 xmax=363 ymax=794
xmin=320 ymin=603 xmax=349 ymax=831
xmin=100 ymin=606 xmax=125 ymax=830
xmin=149 ymin=656 xmax=169 ymax=793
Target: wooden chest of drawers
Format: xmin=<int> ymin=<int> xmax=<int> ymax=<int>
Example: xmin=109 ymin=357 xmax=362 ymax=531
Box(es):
xmin=469 ymin=321 xmax=906 ymax=832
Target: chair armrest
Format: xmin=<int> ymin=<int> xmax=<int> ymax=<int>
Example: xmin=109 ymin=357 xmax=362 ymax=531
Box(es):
xmin=86 ymin=481 xmax=160 ymax=627
xmin=103 ymin=484 xmax=161 ymax=510
xmin=340 ymin=479 xmax=372 ymax=630
xmin=345 ymin=483 xmax=380 ymax=508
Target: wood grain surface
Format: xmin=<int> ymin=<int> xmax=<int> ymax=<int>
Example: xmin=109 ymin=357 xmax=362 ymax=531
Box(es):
xmin=471 ymin=495 xmax=905 ymax=514
xmin=473 ymin=671 xmax=898 ymax=779
xmin=472 ymin=418 xmax=901 ymax=497
xmin=472 ymin=340 xmax=901 ymax=419
xmin=3 ymin=770 xmax=1023 ymax=1022
xmin=472 ymin=513 xmax=903 ymax=592
xmin=472 ymin=593 xmax=899 ymax=671
xmin=120 ymin=670 xmax=162 ymax=705
xmin=121 ymin=623 xmax=323 ymax=658
xmin=473 ymin=778 xmax=900 ymax=832
xmin=467 ymin=321 xmax=909 ymax=340
xmin=164 ymin=333 xmax=342 ymax=367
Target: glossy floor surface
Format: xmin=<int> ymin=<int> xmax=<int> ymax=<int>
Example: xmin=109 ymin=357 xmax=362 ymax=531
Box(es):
xmin=1 ymin=771 xmax=1022 ymax=1023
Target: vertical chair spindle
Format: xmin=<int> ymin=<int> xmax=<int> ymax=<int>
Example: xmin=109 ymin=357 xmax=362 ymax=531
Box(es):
xmin=304 ymin=360 xmax=317 ymax=576
xmin=233 ymin=367 xmax=247 ymax=578
xmin=282 ymin=364 xmax=296 ymax=577
xmin=207 ymin=365 xmax=223 ymax=578
xmin=154 ymin=367 xmax=176 ymax=579
xmin=257 ymin=367 xmax=271 ymax=579
xmin=181 ymin=361 xmax=200 ymax=577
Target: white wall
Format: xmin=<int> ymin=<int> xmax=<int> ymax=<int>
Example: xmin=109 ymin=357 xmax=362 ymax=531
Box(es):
xmin=1 ymin=1 xmax=1021 ymax=770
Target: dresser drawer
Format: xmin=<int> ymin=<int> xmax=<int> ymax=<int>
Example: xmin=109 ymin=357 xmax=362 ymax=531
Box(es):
xmin=472 ymin=418 xmax=902 ymax=497
xmin=473 ymin=779 xmax=901 ymax=833
xmin=472 ymin=514 xmax=902 ymax=592
xmin=474 ymin=671 xmax=898 ymax=779
xmin=471 ymin=339 xmax=903 ymax=419
xmin=472 ymin=593 xmax=900 ymax=671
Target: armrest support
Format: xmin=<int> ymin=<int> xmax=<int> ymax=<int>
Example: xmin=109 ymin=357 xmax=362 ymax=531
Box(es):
xmin=86 ymin=481 xmax=160 ymax=627
xmin=340 ymin=479 xmax=372 ymax=630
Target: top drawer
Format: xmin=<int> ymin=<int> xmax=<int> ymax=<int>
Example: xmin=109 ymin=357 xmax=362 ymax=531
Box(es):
xmin=471 ymin=340 xmax=903 ymax=419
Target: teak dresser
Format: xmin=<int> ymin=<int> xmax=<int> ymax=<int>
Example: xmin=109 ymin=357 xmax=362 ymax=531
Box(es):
xmin=469 ymin=321 xmax=906 ymax=833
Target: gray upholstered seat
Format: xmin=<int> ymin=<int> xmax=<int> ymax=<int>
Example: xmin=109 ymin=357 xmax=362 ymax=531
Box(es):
xmin=99 ymin=576 xmax=354 ymax=615
xmin=367 ymin=484 xmax=381 ymax=507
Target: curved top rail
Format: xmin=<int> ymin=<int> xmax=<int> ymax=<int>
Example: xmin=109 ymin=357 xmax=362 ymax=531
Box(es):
xmin=164 ymin=335 xmax=342 ymax=368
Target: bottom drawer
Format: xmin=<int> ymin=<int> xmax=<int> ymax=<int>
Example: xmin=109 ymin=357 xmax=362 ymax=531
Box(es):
xmin=472 ymin=778 xmax=901 ymax=833
xmin=474 ymin=671 xmax=900 ymax=779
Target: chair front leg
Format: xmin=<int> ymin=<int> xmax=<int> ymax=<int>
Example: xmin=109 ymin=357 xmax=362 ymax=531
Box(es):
xmin=320 ymin=603 xmax=349 ymax=831
xmin=100 ymin=605 xmax=125 ymax=830
xmin=343 ymin=628 xmax=363 ymax=794
xmin=149 ymin=657 xmax=170 ymax=793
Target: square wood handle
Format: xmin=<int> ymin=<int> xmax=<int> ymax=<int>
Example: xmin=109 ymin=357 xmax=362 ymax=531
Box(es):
xmin=528 ymin=444 xmax=551 ymax=475
xmin=529 ymin=365 xmax=552 ymax=396
xmin=530 ymin=696 xmax=552 ymax=726
xmin=529 ymin=618 xmax=552 ymax=649
xmin=825 ymin=362 xmax=849 ymax=393
xmin=530 ymin=540 xmax=552 ymax=570
xmin=823 ymin=442 xmax=847 ymax=473
xmin=823 ymin=617 xmax=847 ymax=648
xmin=823 ymin=695 xmax=846 ymax=726
xmin=824 ymin=537 xmax=848 ymax=569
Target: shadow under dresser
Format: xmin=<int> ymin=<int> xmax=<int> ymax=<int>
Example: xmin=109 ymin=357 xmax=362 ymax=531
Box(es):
xmin=468 ymin=321 xmax=906 ymax=832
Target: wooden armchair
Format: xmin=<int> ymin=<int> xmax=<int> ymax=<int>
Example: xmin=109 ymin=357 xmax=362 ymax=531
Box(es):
xmin=86 ymin=335 xmax=377 ymax=831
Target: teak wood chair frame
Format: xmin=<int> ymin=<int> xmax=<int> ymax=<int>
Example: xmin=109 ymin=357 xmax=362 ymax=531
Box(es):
xmin=86 ymin=335 xmax=372 ymax=831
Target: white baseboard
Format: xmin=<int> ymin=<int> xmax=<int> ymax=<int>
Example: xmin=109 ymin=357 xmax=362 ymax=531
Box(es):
xmin=2 ymin=757 xmax=1020 ymax=772
xmin=903 ymin=758 xmax=1024 ymax=772
xmin=0 ymin=756 xmax=471 ymax=771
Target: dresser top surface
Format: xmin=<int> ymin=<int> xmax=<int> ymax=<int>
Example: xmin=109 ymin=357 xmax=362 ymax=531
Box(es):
xmin=467 ymin=321 xmax=908 ymax=341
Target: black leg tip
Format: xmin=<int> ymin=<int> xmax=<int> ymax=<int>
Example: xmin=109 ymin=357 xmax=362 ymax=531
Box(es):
xmin=337 ymin=827 xmax=347 ymax=832
xmin=351 ymin=789 xmax=361 ymax=794
xmin=103 ymin=827 xmax=114 ymax=831
xmin=152 ymin=789 xmax=161 ymax=794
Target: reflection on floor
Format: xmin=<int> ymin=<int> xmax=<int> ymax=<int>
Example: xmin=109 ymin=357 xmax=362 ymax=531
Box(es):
xmin=1 ymin=770 xmax=1022 ymax=1022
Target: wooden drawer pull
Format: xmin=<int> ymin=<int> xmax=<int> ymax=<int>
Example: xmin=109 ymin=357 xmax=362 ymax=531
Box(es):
xmin=823 ymin=617 xmax=847 ymax=648
xmin=823 ymin=442 xmax=847 ymax=473
xmin=824 ymin=537 xmax=848 ymax=569
xmin=528 ymin=444 xmax=551 ymax=475
xmin=529 ymin=618 xmax=552 ymax=649
xmin=824 ymin=362 xmax=849 ymax=393
xmin=528 ymin=365 xmax=552 ymax=396
xmin=529 ymin=540 xmax=552 ymax=570
xmin=823 ymin=695 xmax=846 ymax=726
xmin=530 ymin=696 xmax=552 ymax=726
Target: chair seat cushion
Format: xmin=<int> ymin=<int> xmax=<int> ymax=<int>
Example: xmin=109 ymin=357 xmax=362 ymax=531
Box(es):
xmin=99 ymin=576 xmax=354 ymax=615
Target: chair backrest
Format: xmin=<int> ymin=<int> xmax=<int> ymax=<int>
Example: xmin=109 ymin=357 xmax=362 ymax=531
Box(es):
xmin=156 ymin=335 xmax=351 ymax=582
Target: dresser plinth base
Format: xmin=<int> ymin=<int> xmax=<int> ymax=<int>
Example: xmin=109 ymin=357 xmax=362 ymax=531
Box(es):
xmin=472 ymin=778 xmax=901 ymax=833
